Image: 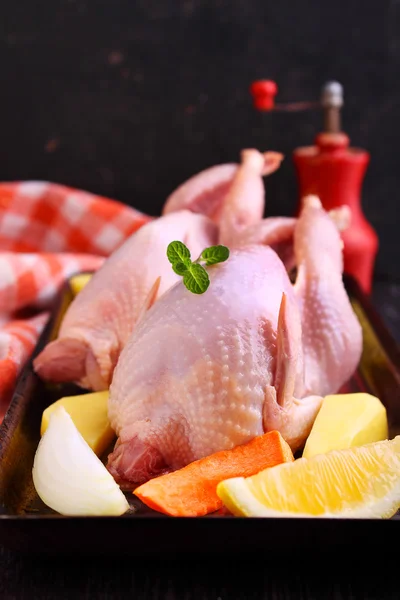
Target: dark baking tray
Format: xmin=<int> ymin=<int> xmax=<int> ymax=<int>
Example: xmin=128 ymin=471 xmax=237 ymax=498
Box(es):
xmin=0 ymin=274 xmax=399 ymax=557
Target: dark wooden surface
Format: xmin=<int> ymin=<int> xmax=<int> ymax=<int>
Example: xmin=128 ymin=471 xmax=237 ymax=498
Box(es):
xmin=0 ymin=279 xmax=398 ymax=599
xmin=0 ymin=550 xmax=399 ymax=600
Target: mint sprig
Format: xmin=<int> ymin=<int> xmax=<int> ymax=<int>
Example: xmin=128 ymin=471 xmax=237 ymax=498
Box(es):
xmin=167 ymin=242 xmax=230 ymax=294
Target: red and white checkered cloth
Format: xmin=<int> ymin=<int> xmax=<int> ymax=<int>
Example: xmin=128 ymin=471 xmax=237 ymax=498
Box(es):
xmin=0 ymin=181 xmax=151 ymax=420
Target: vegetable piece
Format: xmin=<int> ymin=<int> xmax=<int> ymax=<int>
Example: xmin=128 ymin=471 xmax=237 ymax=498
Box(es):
xmin=134 ymin=430 xmax=293 ymax=516
xmin=166 ymin=241 xmax=230 ymax=294
xmin=41 ymin=391 xmax=114 ymax=457
xmin=302 ymin=393 xmax=388 ymax=458
xmin=33 ymin=406 xmax=129 ymax=516
xmin=217 ymin=436 xmax=400 ymax=518
xmin=69 ymin=273 xmax=92 ymax=296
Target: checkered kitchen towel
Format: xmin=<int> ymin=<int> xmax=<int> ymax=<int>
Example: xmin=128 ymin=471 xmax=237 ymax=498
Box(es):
xmin=0 ymin=181 xmax=151 ymax=420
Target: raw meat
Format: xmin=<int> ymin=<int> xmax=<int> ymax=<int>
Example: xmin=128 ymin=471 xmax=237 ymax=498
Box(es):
xmin=33 ymin=211 xmax=218 ymax=390
xmin=107 ymin=196 xmax=362 ymax=487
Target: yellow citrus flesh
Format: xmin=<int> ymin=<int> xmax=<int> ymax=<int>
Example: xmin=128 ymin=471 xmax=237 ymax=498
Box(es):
xmin=217 ymin=436 xmax=400 ymax=518
xmin=303 ymin=393 xmax=388 ymax=459
xmin=69 ymin=274 xmax=92 ymax=296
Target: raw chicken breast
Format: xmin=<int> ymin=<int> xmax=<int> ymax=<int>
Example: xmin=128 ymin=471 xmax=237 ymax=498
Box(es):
xmin=33 ymin=211 xmax=218 ymax=391
xmin=107 ymin=197 xmax=362 ymax=487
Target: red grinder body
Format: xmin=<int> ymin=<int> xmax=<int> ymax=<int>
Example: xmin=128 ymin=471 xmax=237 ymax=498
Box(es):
xmin=293 ymin=132 xmax=378 ymax=294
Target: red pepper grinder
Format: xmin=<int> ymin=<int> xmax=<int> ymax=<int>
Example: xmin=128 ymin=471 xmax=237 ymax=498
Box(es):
xmin=292 ymin=82 xmax=378 ymax=294
xmin=250 ymin=80 xmax=379 ymax=294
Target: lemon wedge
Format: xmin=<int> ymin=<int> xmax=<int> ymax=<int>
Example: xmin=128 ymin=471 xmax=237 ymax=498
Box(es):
xmin=41 ymin=391 xmax=114 ymax=457
xmin=303 ymin=393 xmax=388 ymax=458
xmin=217 ymin=436 xmax=400 ymax=518
xmin=33 ymin=406 xmax=129 ymax=516
xmin=69 ymin=273 xmax=92 ymax=296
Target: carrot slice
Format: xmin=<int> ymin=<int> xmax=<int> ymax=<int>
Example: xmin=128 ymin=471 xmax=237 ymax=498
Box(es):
xmin=134 ymin=430 xmax=294 ymax=517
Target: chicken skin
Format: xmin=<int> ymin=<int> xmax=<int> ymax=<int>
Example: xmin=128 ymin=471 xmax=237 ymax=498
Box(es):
xmin=107 ymin=196 xmax=362 ymax=488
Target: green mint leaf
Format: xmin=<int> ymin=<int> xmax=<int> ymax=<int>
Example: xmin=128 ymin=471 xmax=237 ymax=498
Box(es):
xmin=200 ymin=245 xmax=230 ymax=266
xmin=183 ymin=263 xmax=210 ymax=294
xmin=167 ymin=241 xmax=192 ymax=266
xmin=167 ymin=241 xmax=230 ymax=294
xmin=172 ymin=261 xmax=189 ymax=275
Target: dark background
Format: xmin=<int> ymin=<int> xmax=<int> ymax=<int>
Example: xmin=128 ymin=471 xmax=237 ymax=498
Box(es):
xmin=1 ymin=0 xmax=399 ymax=282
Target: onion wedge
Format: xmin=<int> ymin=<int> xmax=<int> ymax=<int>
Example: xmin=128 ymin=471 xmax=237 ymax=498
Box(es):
xmin=32 ymin=406 xmax=129 ymax=516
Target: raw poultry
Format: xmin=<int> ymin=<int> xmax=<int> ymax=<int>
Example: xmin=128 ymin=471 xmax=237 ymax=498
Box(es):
xmin=33 ymin=149 xmax=282 ymax=389
xmin=162 ymin=150 xmax=283 ymax=225
xmin=32 ymin=149 xmax=362 ymax=491
xmin=33 ymin=210 xmax=218 ymax=390
xmin=107 ymin=196 xmax=362 ymax=487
